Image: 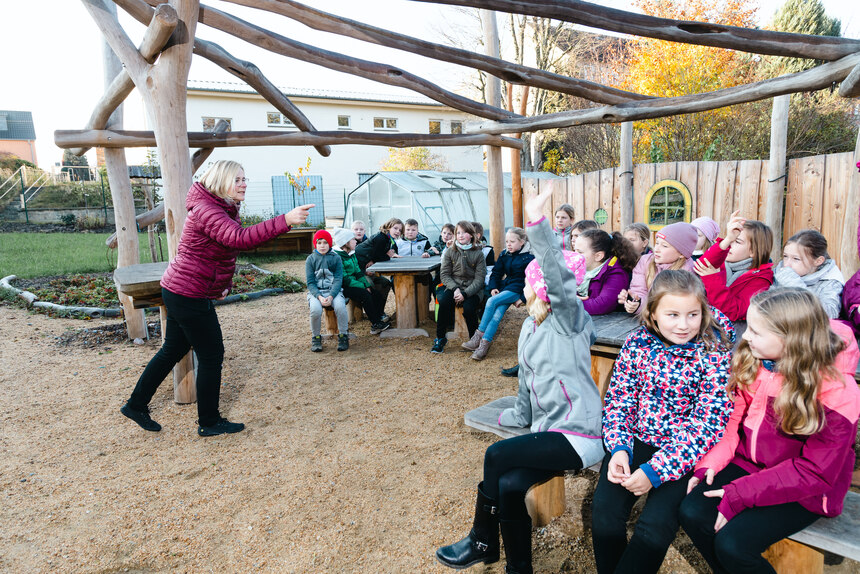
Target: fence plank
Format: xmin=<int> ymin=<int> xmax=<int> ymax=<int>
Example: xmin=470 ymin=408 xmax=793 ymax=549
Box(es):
xmin=544 ymin=178 xmax=568 ymax=222
xmin=522 ymin=178 xmax=539 ymax=217
xmin=757 ymin=159 xmax=771 ymax=224
xmin=799 ymin=155 xmax=826 ymax=231
xmin=737 ymin=160 xmax=764 ymax=221
xmin=569 ymin=174 xmax=585 ymax=223
xmin=634 ymin=163 xmax=656 ymax=225
xmin=785 ymin=158 xmax=802 ymax=240
xmin=714 ymin=161 xmax=738 ymax=228
xmin=612 ymin=168 xmax=623 ymax=231
xmin=599 ymin=168 xmax=615 ymax=229
xmin=821 ymin=153 xmax=851 ymax=268
xmin=584 ymin=171 xmax=600 ymax=225
xmin=656 ymin=161 xmax=678 ymax=182
xmin=698 ymin=162 xmax=719 ymax=221
xmin=678 ymin=161 xmax=699 ymax=218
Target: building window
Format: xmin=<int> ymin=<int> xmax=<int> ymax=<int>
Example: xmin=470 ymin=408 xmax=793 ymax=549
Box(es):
xmin=428 ymin=120 xmax=441 ymax=134
xmin=644 ymin=179 xmax=692 ymax=230
xmin=266 ymin=112 xmax=295 ymax=128
xmin=450 ymin=121 xmax=463 ymax=134
xmin=202 ymin=117 xmax=232 ymax=132
xmin=337 ymin=115 xmax=351 ymax=129
xmin=373 ymin=117 xmax=398 ymax=131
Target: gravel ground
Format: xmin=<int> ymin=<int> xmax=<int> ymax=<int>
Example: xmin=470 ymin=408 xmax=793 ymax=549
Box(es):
xmin=1 ymin=260 xmax=858 ymax=573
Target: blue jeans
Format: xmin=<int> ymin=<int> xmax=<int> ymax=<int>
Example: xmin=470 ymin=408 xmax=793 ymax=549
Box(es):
xmin=477 ymin=290 xmax=521 ymax=341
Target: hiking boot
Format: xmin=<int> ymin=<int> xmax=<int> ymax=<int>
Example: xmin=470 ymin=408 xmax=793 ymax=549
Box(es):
xmin=501 ymin=364 xmax=519 ymax=377
xmin=431 ymin=337 xmax=447 ymax=354
xmin=471 ymin=339 xmax=492 ymax=361
xmin=121 ymin=402 xmax=161 ymax=432
xmin=461 ymin=329 xmax=484 ymax=351
xmin=337 ymin=333 xmax=350 ymax=351
xmin=198 ymin=417 xmax=245 ymax=437
xmin=370 ymin=322 xmax=391 ymax=335
xmin=310 ymin=335 xmax=323 ymax=352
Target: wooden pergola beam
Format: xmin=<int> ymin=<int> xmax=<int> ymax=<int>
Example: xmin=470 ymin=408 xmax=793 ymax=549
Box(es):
xmin=55 ymin=128 xmax=525 ymax=150
xmin=839 ymin=62 xmax=860 ymax=98
xmin=411 ymin=0 xmax=860 ymax=61
xmin=220 ymin=0 xmax=650 ymax=105
xmin=468 ymin=52 xmax=860 ymax=134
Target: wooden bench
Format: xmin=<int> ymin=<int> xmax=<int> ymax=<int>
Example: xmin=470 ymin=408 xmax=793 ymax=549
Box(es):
xmin=465 ymin=397 xmax=860 ymax=573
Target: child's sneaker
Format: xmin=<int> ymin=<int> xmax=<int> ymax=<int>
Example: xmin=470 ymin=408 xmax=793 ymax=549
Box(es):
xmin=370 ymin=322 xmax=391 ymax=335
xmin=310 ymin=335 xmax=323 ymax=352
xmin=431 ymin=337 xmax=447 ymax=354
xmin=337 ymin=333 xmax=350 ymax=351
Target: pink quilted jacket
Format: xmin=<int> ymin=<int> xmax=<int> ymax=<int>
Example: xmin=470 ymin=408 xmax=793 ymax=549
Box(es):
xmin=160 ymin=182 xmax=289 ymax=299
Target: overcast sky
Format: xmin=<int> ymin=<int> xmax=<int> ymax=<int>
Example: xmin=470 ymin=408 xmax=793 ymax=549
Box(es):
xmin=4 ymin=0 xmax=858 ymax=168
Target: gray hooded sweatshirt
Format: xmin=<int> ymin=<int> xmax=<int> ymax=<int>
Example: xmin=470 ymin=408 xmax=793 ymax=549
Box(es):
xmin=499 ymin=218 xmax=605 ymax=468
xmin=773 ymin=258 xmax=844 ymax=319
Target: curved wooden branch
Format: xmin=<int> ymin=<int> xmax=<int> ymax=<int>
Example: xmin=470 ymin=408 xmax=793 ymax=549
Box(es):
xmin=411 ymin=0 xmax=860 ymax=61
xmin=190 ymin=3 xmax=516 ymax=121
xmin=55 ymin=129 xmax=524 ymax=149
xmin=70 ymin=2 xmax=178 ymax=157
xmin=190 ymin=118 xmax=231 ymax=173
xmin=839 ymin=62 xmax=860 ymax=98
xmin=81 ymin=0 xmax=149 ymax=82
xmin=193 ymin=39 xmax=331 ymax=157
xmin=468 ymin=52 xmax=860 ymax=134
xmin=220 ymin=0 xmax=650 ymax=105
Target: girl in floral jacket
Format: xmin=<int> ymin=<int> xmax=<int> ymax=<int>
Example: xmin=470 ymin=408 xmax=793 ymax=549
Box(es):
xmin=592 ymin=270 xmax=735 ymax=574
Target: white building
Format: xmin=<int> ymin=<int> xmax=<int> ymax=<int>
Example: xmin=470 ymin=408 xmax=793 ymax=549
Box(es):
xmin=184 ymin=80 xmax=485 ymax=219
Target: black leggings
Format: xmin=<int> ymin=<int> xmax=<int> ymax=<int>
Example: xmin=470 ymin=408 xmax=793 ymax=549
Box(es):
xmin=591 ymin=440 xmax=691 ymax=574
xmin=482 ymin=432 xmax=583 ymax=521
xmin=342 ymin=285 xmax=384 ymax=324
xmin=436 ymin=287 xmax=480 ymax=339
xmin=679 ymin=463 xmax=819 ymax=574
xmin=128 ymin=288 xmax=224 ymax=426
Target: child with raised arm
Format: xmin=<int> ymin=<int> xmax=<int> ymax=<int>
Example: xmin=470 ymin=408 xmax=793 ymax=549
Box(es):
xmin=773 ymin=229 xmax=844 ymax=318
xmin=680 ymin=288 xmax=860 ymax=574
xmin=461 ymin=227 xmax=534 ymax=361
xmin=691 ymin=216 xmax=720 ymax=261
xmin=306 ymin=230 xmax=350 ymax=352
xmin=592 ymin=270 xmax=735 ymax=574
xmin=435 ymin=187 xmax=601 ymax=574
xmin=695 ymin=210 xmax=774 ymax=321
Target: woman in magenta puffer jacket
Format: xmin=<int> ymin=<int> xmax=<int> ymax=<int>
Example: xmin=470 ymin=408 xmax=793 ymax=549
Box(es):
xmin=121 ymin=160 xmax=313 ymax=437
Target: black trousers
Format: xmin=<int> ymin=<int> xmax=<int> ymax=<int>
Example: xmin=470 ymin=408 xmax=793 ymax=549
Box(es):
xmin=368 ymin=275 xmax=392 ymax=312
xmin=128 ymin=288 xmax=224 ymax=426
xmin=342 ymin=285 xmax=384 ymax=324
xmin=679 ymin=463 xmax=819 ymax=574
xmin=482 ymin=432 xmax=583 ymax=521
xmin=435 ymin=287 xmax=480 ymax=339
xmin=591 ymin=440 xmax=690 ymax=574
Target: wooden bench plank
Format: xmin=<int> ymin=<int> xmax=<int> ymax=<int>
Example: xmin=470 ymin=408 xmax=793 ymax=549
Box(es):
xmin=788 ymin=491 xmax=860 ymax=561
xmin=113 ymin=262 xmax=169 ymax=299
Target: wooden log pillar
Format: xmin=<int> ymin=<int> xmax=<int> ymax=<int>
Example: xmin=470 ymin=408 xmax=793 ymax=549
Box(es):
xmin=508 ymin=84 xmax=529 ymax=228
xmin=619 ymin=122 xmax=634 ymax=228
xmin=416 ymin=278 xmax=430 ymax=323
xmin=839 ymin=128 xmax=860 ymax=279
xmin=765 ymin=95 xmax=789 ymax=264
xmin=101 ymin=2 xmax=147 ymax=342
xmin=763 ymin=539 xmax=824 ymax=574
xmin=393 ymin=274 xmax=418 ymax=329
xmin=525 ymin=476 xmax=566 ymax=527
xmin=323 ymin=307 xmax=339 ymax=337
xmin=482 ymin=9 xmax=505 ymax=255
xmin=452 ymin=307 xmax=469 ymax=340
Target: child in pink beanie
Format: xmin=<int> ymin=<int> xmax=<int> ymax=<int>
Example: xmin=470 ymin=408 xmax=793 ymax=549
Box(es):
xmin=618 ymin=222 xmax=698 ymax=314
xmin=691 ymin=217 xmax=720 ymax=261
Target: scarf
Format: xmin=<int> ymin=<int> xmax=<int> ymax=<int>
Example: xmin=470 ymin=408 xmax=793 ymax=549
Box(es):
xmin=457 ymin=242 xmax=473 ymax=250
xmin=577 ymin=261 xmax=606 ymax=297
xmin=725 ymin=257 xmax=752 ymax=287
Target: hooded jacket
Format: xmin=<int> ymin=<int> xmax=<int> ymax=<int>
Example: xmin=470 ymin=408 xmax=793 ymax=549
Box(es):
xmin=394 ymin=232 xmax=433 ymax=257
xmin=336 ymin=248 xmax=372 ymax=290
xmin=498 ymin=218 xmax=605 ymax=468
xmin=582 ymin=257 xmax=631 ymax=316
xmin=440 ymin=243 xmax=487 ymax=298
xmin=773 ymin=259 xmax=844 ymax=319
xmin=694 ymin=320 xmax=860 ymax=521
xmin=699 ymin=241 xmax=774 ymax=321
xmin=487 ymin=244 xmax=534 ymax=301
xmin=160 ymin=182 xmax=289 ymax=299
xmin=305 ymin=250 xmax=343 ymax=298
xmin=603 ymin=308 xmax=735 ymax=487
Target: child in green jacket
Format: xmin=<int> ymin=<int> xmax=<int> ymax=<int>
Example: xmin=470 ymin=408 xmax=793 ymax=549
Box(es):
xmin=332 ymin=228 xmax=390 ymax=334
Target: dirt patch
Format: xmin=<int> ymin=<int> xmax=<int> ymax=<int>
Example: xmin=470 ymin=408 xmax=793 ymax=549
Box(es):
xmin=1 ymin=259 xmax=857 ymax=573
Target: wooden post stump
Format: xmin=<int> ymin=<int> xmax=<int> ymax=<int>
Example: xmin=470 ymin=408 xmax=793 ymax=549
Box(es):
xmin=525 ymin=475 xmax=566 ymax=527
xmin=452 ymin=306 xmax=469 ymax=340
xmin=763 ymin=539 xmax=824 ymax=574
xmin=416 ymin=278 xmax=430 ymax=323
xmin=393 ymin=274 xmax=417 ymax=329
xmin=348 ymin=300 xmax=363 ymax=323
xmin=323 ymin=307 xmax=339 ymax=337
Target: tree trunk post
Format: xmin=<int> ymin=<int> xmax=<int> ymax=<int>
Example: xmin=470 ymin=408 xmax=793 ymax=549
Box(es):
xmin=839 ymin=128 xmax=860 ymax=279
xmin=142 ymin=182 xmax=159 ymax=262
xmin=619 ymin=122 xmax=634 ymax=228
xmin=482 ymin=9 xmax=505 ymax=254
xmin=765 ymin=95 xmax=789 ymax=264
xmin=101 ymin=2 xmax=147 ymax=342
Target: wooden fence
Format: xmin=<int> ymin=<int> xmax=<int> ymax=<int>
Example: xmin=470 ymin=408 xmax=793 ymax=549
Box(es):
xmin=523 ymin=151 xmax=857 ymax=268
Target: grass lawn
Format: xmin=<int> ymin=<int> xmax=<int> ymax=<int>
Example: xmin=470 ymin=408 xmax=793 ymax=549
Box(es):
xmin=0 ymin=233 xmax=158 ymax=278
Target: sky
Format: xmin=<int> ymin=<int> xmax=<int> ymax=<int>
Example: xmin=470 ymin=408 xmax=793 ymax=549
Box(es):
xmin=3 ymin=0 xmax=858 ymax=169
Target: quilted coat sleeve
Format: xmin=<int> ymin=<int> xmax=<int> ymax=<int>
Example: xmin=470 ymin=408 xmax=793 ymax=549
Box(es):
xmin=582 ymin=264 xmax=629 ymax=315
xmin=198 ymin=204 xmax=289 ymax=250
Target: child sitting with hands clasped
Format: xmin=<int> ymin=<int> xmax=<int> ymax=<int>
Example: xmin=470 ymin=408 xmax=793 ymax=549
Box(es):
xmin=773 ymin=229 xmax=844 ymax=318
xmin=435 ymin=188 xmax=603 ymax=574
xmin=592 ymin=270 xmax=735 ymax=574
xmin=680 ymin=288 xmax=860 ymax=574
xmin=306 ymin=230 xmax=350 ymax=352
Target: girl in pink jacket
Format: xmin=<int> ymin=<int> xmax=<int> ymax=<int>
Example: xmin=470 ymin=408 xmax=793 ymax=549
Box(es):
xmin=680 ymin=288 xmax=860 ymax=574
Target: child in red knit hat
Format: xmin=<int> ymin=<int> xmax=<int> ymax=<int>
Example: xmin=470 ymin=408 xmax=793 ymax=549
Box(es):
xmin=306 ymin=229 xmax=350 ymax=351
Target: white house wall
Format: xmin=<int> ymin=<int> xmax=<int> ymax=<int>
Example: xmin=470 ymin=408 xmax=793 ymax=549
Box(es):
xmin=184 ymin=89 xmax=485 ymax=217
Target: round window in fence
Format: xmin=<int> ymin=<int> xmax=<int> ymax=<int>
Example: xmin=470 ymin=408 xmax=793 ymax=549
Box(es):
xmin=593 ymin=208 xmax=608 ymax=226
xmin=643 ymin=179 xmax=692 ymax=231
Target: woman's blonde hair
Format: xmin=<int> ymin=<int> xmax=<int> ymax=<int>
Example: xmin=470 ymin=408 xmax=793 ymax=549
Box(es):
xmin=728 ymin=288 xmax=845 ymax=436
xmin=525 ymin=287 xmax=550 ymax=326
xmin=380 ymin=218 xmax=404 ymax=234
xmin=199 ymin=160 xmax=243 ymax=200
xmin=641 ymin=270 xmax=730 ymax=351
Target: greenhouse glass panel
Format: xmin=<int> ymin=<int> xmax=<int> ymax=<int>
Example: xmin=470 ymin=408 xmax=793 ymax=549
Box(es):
xmin=369 ymin=178 xmax=390 ymax=208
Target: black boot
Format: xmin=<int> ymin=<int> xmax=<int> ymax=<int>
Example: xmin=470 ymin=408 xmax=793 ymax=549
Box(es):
xmin=500 ymin=518 xmax=533 ymax=574
xmin=436 ymin=482 xmax=500 ymax=569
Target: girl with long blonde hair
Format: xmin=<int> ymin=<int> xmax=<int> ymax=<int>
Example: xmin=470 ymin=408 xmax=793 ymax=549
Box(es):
xmin=680 ymin=288 xmax=860 ymax=574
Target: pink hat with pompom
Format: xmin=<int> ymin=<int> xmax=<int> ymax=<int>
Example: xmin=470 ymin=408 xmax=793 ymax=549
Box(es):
xmin=525 ymin=250 xmax=586 ymax=303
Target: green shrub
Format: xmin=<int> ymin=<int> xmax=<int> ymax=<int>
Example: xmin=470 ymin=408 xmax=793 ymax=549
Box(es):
xmin=59 ymin=213 xmax=77 ymax=226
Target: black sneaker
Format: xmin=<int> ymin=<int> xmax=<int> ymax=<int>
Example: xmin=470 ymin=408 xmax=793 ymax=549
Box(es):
xmin=370 ymin=322 xmax=391 ymax=335
xmin=337 ymin=333 xmax=350 ymax=351
xmin=501 ymin=364 xmax=519 ymax=377
xmin=121 ymin=402 xmax=162 ymax=432
xmin=380 ymin=314 xmax=392 ymax=324
xmin=431 ymin=337 xmax=447 ymax=354
xmin=310 ymin=335 xmax=323 ymax=352
xmin=198 ymin=417 xmax=245 ymax=437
